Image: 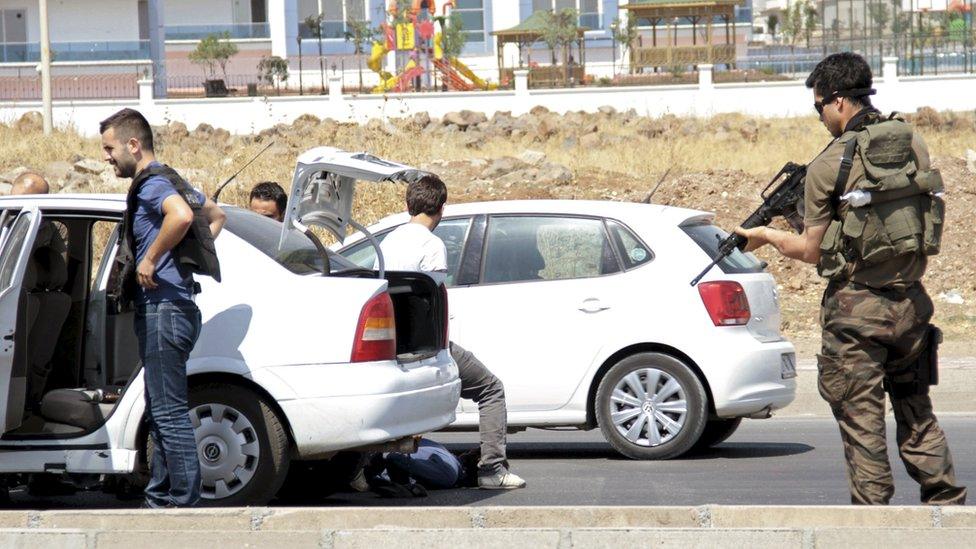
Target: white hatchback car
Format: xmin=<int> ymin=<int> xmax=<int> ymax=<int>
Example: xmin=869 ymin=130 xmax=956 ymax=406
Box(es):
xmin=337 ymin=200 xmax=797 ymax=459
xmin=0 ymin=150 xmax=459 ymax=505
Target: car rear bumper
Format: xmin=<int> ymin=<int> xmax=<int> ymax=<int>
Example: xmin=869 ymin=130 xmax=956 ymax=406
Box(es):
xmin=696 ymin=336 xmax=797 ymax=418
xmin=266 ymin=350 xmax=461 ymax=458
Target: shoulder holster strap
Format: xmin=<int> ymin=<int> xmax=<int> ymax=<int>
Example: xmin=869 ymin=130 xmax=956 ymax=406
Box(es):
xmin=831 ymin=138 xmax=859 ymax=218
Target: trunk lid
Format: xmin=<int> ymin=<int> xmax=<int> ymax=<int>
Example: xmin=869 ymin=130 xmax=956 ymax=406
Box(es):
xmin=279 ymin=146 xmax=426 ymax=243
xmin=680 ymin=219 xmax=784 ymax=342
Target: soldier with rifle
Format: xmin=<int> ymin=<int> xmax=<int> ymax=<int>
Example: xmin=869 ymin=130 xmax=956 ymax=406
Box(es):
xmin=725 ymin=52 xmax=964 ymax=505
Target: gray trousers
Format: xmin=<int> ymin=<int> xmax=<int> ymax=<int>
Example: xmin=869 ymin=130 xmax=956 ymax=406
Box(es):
xmin=450 ymin=342 xmax=508 ymax=475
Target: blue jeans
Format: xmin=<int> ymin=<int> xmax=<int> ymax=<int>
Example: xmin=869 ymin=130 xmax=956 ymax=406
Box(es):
xmin=135 ymin=299 xmax=202 ymax=507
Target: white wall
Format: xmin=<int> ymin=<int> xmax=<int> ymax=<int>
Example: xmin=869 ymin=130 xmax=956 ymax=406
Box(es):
xmin=0 ymin=0 xmax=138 ymax=43
xmin=166 ymin=0 xmax=237 ymax=27
xmin=2 ymin=73 xmax=974 ymax=137
xmin=53 ymin=0 xmax=139 ymax=42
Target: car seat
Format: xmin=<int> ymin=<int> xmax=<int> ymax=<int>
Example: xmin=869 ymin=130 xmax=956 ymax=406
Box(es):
xmin=25 ymin=246 xmax=71 ymax=407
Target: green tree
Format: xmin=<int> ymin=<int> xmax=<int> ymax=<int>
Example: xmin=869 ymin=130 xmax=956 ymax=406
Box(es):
xmin=781 ymin=1 xmax=805 ymax=48
xmin=780 ymin=1 xmax=807 ymax=75
xmin=437 ymin=11 xmax=467 ymax=60
xmin=767 ymin=14 xmax=779 ymax=40
xmin=540 ymin=9 xmax=580 ymax=84
xmin=868 ymin=3 xmax=890 ymax=53
xmin=344 ymin=19 xmax=377 ymax=92
xmin=257 ymin=55 xmax=289 ymax=95
xmin=803 ymin=2 xmax=818 ymax=48
xmin=610 ymin=16 xmax=639 ymax=75
xmin=305 ymin=14 xmax=326 ymax=93
xmin=188 ymin=32 xmax=239 ymax=81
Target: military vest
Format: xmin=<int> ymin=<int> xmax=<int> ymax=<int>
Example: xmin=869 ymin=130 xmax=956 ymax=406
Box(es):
xmin=109 ymin=164 xmax=222 ymax=308
xmin=817 ymin=115 xmax=945 ymax=281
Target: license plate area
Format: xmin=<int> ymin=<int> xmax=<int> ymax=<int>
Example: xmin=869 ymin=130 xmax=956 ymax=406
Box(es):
xmin=780 ymin=353 xmax=797 ymax=379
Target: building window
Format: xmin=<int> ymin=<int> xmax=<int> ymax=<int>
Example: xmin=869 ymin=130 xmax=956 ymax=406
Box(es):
xmin=299 ymin=0 xmax=367 ymax=39
xmin=531 ymin=0 xmax=601 ymax=29
xmin=453 ymin=0 xmax=486 ymax=45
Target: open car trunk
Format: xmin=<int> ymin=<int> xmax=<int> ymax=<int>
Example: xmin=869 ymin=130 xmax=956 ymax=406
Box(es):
xmin=280 ymin=147 xmax=449 ymax=362
xmin=334 ymin=269 xmax=448 ymax=362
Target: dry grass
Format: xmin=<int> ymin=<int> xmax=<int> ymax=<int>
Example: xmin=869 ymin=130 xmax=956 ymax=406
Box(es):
xmin=3 ymin=109 xmax=974 ymax=342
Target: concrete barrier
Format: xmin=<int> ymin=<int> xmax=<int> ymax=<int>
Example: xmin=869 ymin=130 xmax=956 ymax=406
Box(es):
xmin=5 ymin=525 xmax=976 ymax=548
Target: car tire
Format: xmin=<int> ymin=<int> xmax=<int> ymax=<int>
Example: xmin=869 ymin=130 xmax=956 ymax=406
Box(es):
xmin=276 ymin=451 xmax=367 ymax=503
xmin=691 ymin=417 xmax=743 ymax=452
xmin=188 ymin=383 xmax=290 ymax=506
xmin=596 ymin=352 xmax=707 ymax=460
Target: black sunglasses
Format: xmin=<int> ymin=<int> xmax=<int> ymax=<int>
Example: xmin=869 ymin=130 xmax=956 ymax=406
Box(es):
xmin=814 ymin=92 xmax=840 ymax=116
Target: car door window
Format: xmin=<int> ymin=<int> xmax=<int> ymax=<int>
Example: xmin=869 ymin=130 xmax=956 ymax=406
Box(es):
xmin=343 ymin=232 xmax=390 ymax=269
xmin=606 ymin=220 xmax=653 ymax=270
xmin=341 ymin=217 xmax=472 ymax=286
xmin=482 ymin=216 xmax=620 ymax=284
xmin=0 ymin=211 xmax=34 ymax=292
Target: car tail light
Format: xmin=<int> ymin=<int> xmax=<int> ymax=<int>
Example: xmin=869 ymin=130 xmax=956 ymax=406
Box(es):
xmin=351 ymin=292 xmax=397 ymax=362
xmin=698 ymin=281 xmax=751 ymax=326
xmin=441 ymin=284 xmax=450 ymax=349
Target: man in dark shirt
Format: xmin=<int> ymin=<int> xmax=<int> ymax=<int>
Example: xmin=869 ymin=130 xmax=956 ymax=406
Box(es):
xmin=248 ymin=181 xmax=287 ymax=222
xmin=100 ymin=108 xmax=226 ymax=508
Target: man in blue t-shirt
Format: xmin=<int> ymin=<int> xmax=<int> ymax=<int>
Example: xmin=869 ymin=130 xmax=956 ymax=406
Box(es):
xmin=100 ymin=108 xmax=226 ymax=508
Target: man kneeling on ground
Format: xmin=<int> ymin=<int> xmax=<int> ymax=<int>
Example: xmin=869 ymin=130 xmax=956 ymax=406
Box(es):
xmin=375 ymin=174 xmax=525 ymax=490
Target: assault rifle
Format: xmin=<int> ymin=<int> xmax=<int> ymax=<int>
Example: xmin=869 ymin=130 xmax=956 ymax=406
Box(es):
xmin=690 ymin=162 xmax=807 ymax=286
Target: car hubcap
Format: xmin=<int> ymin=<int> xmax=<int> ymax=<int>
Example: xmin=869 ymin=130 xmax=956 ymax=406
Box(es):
xmin=609 ymin=368 xmax=688 ymax=447
xmin=190 ymin=403 xmax=260 ymax=500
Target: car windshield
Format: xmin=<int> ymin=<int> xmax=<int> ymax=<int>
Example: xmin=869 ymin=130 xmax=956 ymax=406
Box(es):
xmin=223 ymin=206 xmax=358 ymax=275
xmin=681 ymin=222 xmax=764 ymax=274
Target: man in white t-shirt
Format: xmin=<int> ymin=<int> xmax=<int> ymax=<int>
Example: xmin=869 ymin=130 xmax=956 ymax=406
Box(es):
xmin=376 ymin=174 xmax=525 ymax=490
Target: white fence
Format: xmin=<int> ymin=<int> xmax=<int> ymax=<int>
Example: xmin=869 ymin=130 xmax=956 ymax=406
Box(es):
xmin=1 ymin=59 xmax=973 ymax=136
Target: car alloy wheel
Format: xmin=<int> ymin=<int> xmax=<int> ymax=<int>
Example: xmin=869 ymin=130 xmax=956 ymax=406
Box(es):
xmin=609 ymin=368 xmax=688 ymax=447
xmin=190 ymin=402 xmax=260 ymax=500
xmin=595 ymin=352 xmax=707 ymax=460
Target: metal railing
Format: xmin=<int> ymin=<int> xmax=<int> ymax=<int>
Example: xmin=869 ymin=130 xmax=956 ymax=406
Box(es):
xmin=0 ymin=63 xmax=144 ymax=100
xmin=744 ymin=33 xmax=975 ymax=76
xmin=0 ymin=41 xmax=150 ymax=63
xmin=165 ymin=23 xmax=271 ymax=40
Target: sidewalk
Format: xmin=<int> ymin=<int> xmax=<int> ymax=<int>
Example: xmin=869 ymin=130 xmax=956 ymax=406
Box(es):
xmin=3 ymin=505 xmax=975 ymax=548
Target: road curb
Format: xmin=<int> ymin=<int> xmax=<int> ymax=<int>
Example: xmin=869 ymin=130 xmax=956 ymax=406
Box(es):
xmin=3 ymin=505 xmax=976 ymax=530
xmin=4 ymin=525 xmax=976 ymax=548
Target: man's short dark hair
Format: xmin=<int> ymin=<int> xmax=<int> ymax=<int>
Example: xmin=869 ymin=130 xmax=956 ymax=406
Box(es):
xmin=250 ymin=181 xmax=287 ymax=214
xmin=406 ymin=175 xmax=447 ymax=217
xmin=99 ymin=108 xmax=154 ymax=152
xmin=805 ymin=52 xmax=874 ymax=108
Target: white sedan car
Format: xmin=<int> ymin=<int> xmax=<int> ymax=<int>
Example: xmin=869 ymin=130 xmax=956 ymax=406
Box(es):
xmin=0 ymin=150 xmax=459 ymax=505
xmin=337 ymin=200 xmax=797 ymax=459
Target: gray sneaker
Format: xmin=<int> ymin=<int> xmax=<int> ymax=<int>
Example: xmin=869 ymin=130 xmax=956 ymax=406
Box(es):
xmin=478 ymin=471 xmax=526 ymax=490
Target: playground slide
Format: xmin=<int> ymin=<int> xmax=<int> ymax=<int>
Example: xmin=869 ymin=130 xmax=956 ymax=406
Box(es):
xmin=449 ymin=57 xmax=496 ymax=90
xmin=368 ymin=41 xmax=399 ymax=92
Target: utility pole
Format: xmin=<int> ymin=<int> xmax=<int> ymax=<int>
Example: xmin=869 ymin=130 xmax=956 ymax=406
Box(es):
xmin=38 ymin=0 xmax=53 ymax=135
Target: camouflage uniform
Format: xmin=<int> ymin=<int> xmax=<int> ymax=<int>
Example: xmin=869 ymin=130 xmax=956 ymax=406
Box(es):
xmin=805 ymin=111 xmax=966 ymax=505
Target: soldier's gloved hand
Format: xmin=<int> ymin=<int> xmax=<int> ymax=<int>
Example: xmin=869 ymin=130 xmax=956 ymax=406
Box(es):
xmin=734 ymin=226 xmax=769 ymax=253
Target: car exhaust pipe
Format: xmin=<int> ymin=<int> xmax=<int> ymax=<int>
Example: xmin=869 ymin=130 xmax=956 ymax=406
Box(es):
xmin=747 ymin=406 xmax=773 ymax=419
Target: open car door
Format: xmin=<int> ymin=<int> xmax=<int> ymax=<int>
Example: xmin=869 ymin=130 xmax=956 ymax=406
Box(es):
xmin=279 ymin=147 xmax=426 ymax=273
xmin=0 ymin=206 xmax=42 ymax=433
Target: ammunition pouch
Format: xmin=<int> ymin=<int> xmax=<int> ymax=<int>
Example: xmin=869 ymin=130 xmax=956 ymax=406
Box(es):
xmin=817 ymin=220 xmax=848 ymax=280
xmin=883 ymin=324 xmax=941 ymax=399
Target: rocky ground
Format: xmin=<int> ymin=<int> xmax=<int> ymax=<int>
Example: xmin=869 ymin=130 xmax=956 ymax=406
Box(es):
xmin=2 ymin=107 xmax=974 ymax=343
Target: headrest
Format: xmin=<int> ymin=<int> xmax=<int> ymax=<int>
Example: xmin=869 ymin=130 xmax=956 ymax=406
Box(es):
xmin=30 ymin=246 xmax=68 ymax=291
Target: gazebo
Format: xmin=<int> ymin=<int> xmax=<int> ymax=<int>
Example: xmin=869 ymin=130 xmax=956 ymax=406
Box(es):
xmin=621 ymin=0 xmax=743 ymax=71
xmin=491 ymin=10 xmax=588 ymax=87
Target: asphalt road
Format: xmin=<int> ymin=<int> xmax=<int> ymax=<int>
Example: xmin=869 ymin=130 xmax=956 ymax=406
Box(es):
xmin=6 ymin=416 xmax=974 ymax=509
